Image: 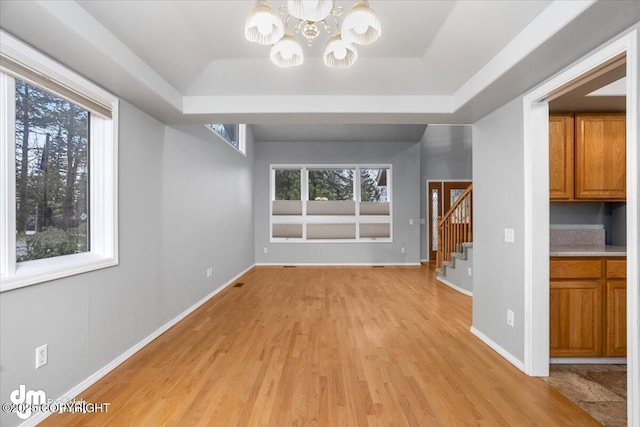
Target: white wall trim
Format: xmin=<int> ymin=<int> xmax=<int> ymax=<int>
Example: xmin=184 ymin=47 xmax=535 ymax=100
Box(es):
xmin=436 ymin=276 xmax=473 ymax=297
xmin=550 ymin=357 xmax=627 ymax=365
xmin=470 ymin=326 xmax=525 ymax=372
xmin=20 ymin=264 xmax=256 ymax=427
xmin=523 ymin=28 xmax=638 ymax=425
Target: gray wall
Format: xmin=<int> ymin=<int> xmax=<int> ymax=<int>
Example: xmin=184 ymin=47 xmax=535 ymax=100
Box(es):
xmin=472 ymin=97 xmax=525 ymax=362
xmin=419 ymin=125 xmax=473 ymax=260
xmin=468 ymin=23 xmax=639 ymax=375
xmin=254 ymin=140 xmax=421 ymax=264
xmin=612 ymin=203 xmax=627 ymax=246
xmin=0 ymin=102 xmax=255 ymax=427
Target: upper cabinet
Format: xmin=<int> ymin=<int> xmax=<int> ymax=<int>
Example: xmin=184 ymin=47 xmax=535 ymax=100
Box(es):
xmin=575 ymin=114 xmax=626 ymax=200
xmin=549 ymin=115 xmax=574 ymax=200
xmin=550 ymin=113 xmax=626 ymax=201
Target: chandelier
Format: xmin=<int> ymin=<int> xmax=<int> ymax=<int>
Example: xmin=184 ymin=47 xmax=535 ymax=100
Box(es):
xmin=244 ymin=0 xmax=381 ymax=68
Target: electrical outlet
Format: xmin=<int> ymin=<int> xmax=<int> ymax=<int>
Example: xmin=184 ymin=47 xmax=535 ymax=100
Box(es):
xmin=420 ymin=218 xmax=426 ymax=225
xmin=507 ymin=309 xmax=514 ymax=327
xmin=35 ymin=344 xmax=47 ymax=369
xmin=206 ymin=267 xmax=213 ymax=278
xmin=263 ymin=247 xmax=268 ymax=254
xmin=409 ymin=219 xmax=414 ymax=225
xmin=467 ymin=267 xmax=472 ymax=276
xmin=401 ymin=247 xmax=406 ymax=254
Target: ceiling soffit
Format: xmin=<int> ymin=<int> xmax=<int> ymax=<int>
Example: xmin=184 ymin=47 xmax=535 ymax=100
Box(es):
xmin=1 ymin=0 xmax=638 ymax=124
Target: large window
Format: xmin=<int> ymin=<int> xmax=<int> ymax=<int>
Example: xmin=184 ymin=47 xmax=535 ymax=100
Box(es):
xmin=270 ymin=165 xmax=392 ymax=242
xmin=15 ymin=80 xmax=90 ymax=262
xmin=206 ymin=123 xmax=246 ymax=155
xmin=1 ymin=31 xmax=118 ymax=292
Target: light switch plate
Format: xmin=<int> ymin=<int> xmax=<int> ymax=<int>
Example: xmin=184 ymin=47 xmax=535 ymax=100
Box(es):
xmin=504 ymin=228 xmax=515 ymax=243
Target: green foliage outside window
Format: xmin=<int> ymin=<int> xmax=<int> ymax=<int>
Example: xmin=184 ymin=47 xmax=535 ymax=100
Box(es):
xmin=309 ymin=169 xmax=354 ymax=201
xmin=15 ymin=79 xmax=89 ymax=262
xmin=274 ymin=168 xmax=388 ymax=202
xmin=275 ymin=169 xmax=301 ymax=200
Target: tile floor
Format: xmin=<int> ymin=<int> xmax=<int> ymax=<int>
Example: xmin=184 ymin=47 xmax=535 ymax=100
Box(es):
xmin=542 ymin=364 xmax=627 ymax=427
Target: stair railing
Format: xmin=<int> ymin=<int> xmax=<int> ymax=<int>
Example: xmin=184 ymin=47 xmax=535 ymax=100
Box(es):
xmin=437 ymin=184 xmax=473 ymax=270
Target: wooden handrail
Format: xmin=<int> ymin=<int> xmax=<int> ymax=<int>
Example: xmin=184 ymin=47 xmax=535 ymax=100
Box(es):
xmin=437 ymin=184 xmax=473 ymax=270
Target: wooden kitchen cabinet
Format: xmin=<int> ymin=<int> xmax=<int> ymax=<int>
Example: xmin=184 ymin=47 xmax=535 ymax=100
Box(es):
xmin=550 ymin=257 xmax=626 ymax=357
xmin=549 ymin=114 xmax=574 ymax=200
xmin=550 ymin=259 xmax=603 ymax=357
xmin=606 ymin=259 xmax=627 ymax=357
xmin=575 ymin=114 xmax=626 ymax=200
xmin=549 ymin=113 xmax=626 ymax=201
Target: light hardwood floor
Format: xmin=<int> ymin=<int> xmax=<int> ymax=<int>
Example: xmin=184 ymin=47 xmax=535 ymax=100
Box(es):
xmin=42 ymin=266 xmax=599 ymax=426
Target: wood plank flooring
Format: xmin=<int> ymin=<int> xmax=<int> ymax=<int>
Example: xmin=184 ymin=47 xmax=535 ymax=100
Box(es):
xmin=42 ymin=266 xmax=600 ymax=426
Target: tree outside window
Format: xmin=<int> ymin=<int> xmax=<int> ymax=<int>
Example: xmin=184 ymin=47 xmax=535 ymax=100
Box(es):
xmin=308 ymin=169 xmax=354 ymax=201
xmin=15 ymin=80 xmax=89 ymax=262
xmin=274 ymin=169 xmax=301 ymax=200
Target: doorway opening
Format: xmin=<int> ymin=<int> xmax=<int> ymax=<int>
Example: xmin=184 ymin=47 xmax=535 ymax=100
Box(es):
xmin=426 ymin=180 xmax=472 ymax=262
xmin=523 ymin=30 xmax=638 ymax=425
xmin=544 ymin=54 xmax=627 ymax=426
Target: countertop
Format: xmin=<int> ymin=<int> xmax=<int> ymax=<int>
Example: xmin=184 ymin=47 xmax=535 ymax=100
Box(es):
xmin=550 ymin=245 xmax=627 ymax=257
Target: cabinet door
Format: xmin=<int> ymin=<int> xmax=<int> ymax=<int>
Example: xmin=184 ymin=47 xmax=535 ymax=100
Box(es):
xmin=550 ymin=280 xmax=603 ymax=357
xmin=606 ymin=279 xmax=627 ymax=357
xmin=549 ymin=115 xmax=574 ymax=200
xmin=606 ymin=259 xmax=626 ymax=357
xmin=575 ymin=114 xmax=626 ymax=199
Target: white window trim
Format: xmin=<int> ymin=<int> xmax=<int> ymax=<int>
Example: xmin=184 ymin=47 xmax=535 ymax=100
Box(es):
xmin=205 ymin=123 xmax=247 ymax=156
xmin=0 ymin=31 xmax=119 ymax=292
xmin=269 ymin=164 xmax=393 ymax=243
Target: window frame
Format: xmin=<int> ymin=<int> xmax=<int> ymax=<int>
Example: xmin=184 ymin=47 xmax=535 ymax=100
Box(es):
xmin=269 ymin=164 xmax=392 ymax=243
xmin=205 ymin=123 xmax=247 ymax=156
xmin=0 ymin=31 xmax=119 ymax=292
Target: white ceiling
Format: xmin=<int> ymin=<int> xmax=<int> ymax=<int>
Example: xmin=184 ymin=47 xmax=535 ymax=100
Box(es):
xmin=587 ymin=78 xmax=626 ymax=97
xmin=550 ymin=64 xmax=626 ymax=114
xmin=75 ymin=0 xmax=551 ymax=96
xmin=0 ymin=0 xmax=638 ymax=129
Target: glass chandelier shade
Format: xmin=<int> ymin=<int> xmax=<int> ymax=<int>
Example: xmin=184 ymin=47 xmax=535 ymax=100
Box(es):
xmin=244 ymin=0 xmax=380 ymax=68
xmin=245 ymin=1 xmax=285 ymax=45
xmin=270 ymin=34 xmax=304 ymax=67
xmin=341 ymin=1 xmax=381 ymax=45
xmin=286 ymin=0 xmax=334 ymax=22
xmin=323 ymin=34 xmax=358 ymax=68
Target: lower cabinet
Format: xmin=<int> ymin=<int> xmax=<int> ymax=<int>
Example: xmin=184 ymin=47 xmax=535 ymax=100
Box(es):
xmin=606 ymin=260 xmax=627 ymax=357
xmin=550 ymin=257 xmax=626 ymax=357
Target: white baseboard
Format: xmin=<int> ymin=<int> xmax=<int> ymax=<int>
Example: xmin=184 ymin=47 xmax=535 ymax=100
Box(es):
xmin=255 ymin=262 xmax=422 ymax=266
xmin=550 ymin=357 xmax=627 ymax=364
xmin=420 ymin=259 xmax=429 ymax=263
xmin=436 ymin=276 xmax=473 ymax=297
xmin=470 ymin=326 xmax=525 ymax=372
xmin=22 ymin=264 xmax=256 ymax=427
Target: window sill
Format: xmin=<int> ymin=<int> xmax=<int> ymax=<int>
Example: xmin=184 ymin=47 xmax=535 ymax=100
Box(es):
xmin=0 ymin=252 xmax=118 ymax=292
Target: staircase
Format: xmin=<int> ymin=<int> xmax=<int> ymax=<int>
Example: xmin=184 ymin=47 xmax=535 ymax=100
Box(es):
xmin=435 ymin=184 xmax=473 ymax=295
